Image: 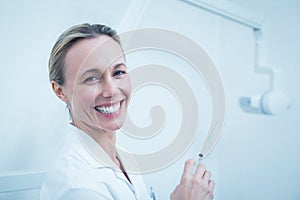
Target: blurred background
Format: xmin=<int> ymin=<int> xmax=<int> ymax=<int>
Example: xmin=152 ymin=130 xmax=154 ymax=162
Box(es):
xmin=0 ymin=0 xmax=299 ymax=199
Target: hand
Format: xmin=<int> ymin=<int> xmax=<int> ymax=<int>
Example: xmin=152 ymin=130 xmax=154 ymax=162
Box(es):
xmin=170 ymin=159 xmax=215 ymax=200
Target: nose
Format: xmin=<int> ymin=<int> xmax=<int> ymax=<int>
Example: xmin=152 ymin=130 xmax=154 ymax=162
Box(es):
xmin=100 ymin=76 xmax=116 ymax=98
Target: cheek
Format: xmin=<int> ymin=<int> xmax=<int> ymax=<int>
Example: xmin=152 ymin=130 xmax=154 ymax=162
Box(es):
xmin=119 ymin=78 xmax=131 ymax=110
xmin=119 ymin=77 xmax=132 ymax=98
xmin=72 ymin=86 xmax=98 ymax=107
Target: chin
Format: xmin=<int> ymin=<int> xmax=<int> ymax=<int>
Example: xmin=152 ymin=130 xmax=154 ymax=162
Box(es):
xmin=98 ymin=118 xmax=125 ymax=132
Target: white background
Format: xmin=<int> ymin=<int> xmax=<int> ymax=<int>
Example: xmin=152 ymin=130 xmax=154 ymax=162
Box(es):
xmin=0 ymin=0 xmax=299 ymax=199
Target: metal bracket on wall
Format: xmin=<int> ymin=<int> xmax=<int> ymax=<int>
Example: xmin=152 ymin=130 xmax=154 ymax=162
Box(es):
xmin=181 ymin=0 xmax=291 ymax=115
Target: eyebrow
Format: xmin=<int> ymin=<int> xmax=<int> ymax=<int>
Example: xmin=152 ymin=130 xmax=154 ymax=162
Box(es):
xmin=81 ymin=63 xmax=127 ymax=77
xmin=114 ymin=63 xmax=127 ymax=69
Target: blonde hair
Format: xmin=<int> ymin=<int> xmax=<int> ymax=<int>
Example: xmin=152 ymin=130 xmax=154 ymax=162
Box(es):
xmin=49 ymin=23 xmax=120 ymax=85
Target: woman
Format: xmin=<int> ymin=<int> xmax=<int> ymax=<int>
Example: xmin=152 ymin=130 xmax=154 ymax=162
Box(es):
xmin=40 ymin=23 xmax=215 ymax=200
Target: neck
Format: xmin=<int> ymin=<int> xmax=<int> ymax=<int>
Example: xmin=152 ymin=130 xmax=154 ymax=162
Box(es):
xmin=72 ymin=120 xmax=118 ymax=165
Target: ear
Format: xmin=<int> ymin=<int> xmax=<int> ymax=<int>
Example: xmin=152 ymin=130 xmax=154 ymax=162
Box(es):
xmin=51 ymin=81 xmax=68 ymax=102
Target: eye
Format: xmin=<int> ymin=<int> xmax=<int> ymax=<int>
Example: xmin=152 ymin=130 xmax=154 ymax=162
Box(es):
xmin=113 ymin=70 xmax=126 ymax=77
xmin=84 ymin=76 xmax=99 ymax=84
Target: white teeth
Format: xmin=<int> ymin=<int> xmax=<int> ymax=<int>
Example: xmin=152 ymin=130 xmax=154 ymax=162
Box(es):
xmin=95 ymin=102 xmax=121 ymax=114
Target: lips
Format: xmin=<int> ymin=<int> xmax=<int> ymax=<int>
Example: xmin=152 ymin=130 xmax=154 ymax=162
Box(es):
xmin=95 ymin=100 xmax=122 ymax=115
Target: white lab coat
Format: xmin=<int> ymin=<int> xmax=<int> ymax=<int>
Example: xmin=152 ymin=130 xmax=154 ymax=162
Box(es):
xmin=40 ymin=125 xmax=154 ymax=200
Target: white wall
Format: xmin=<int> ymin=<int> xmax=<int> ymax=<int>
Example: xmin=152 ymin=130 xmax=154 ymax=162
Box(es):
xmin=218 ymin=0 xmax=300 ymax=199
xmin=0 ymin=0 xmax=299 ymax=199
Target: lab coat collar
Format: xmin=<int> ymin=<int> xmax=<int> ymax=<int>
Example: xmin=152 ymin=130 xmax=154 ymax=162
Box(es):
xmin=70 ymin=124 xmax=140 ymax=174
xmin=70 ymin=124 xmax=118 ymax=169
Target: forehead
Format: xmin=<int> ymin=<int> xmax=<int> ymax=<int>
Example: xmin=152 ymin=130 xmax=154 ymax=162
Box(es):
xmin=65 ymin=36 xmax=125 ymax=75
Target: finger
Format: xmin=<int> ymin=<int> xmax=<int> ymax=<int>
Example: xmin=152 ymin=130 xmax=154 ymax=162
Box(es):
xmin=194 ymin=163 xmax=206 ymax=180
xmin=202 ymin=170 xmax=212 ymax=185
xmin=208 ymin=179 xmax=215 ymax=192
xmin=180 ymin=159 xmax=195 ymax=183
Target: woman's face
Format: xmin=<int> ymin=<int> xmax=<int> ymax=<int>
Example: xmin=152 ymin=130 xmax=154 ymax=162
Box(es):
xmin=61 ymin=36 xmax=131 ymax=132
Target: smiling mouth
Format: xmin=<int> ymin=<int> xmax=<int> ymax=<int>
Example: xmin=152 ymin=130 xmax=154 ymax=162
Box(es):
xmin=95 ymin=101 xmax=122 ymax=115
